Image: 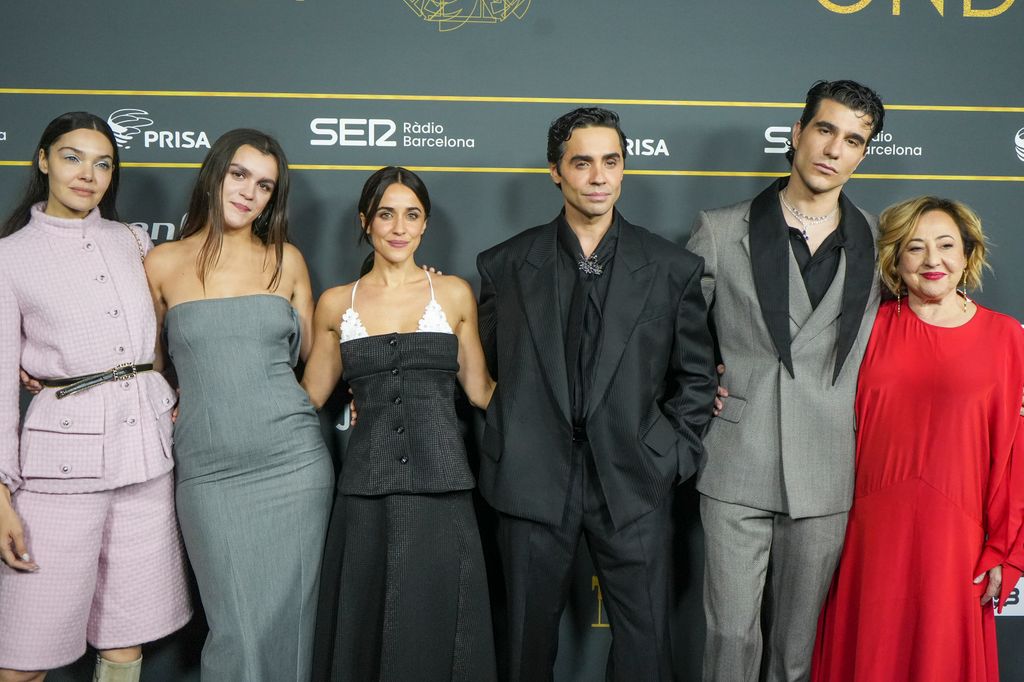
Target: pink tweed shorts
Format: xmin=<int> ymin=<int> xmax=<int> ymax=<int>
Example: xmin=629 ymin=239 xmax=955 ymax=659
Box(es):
xmin=0 ymin=472 xmax=192 ymax=671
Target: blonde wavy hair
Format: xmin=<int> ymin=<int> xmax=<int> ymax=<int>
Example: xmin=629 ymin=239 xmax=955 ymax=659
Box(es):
xmin=877 ymin=196 xmax=989 ymax=296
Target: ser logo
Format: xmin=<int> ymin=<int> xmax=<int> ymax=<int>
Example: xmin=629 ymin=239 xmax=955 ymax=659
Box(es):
xmin=310 ymin=118 xmax=398 ymax=147
xmin=107 ymin=109 xmax=211 ymax=150
xmin=1014 ymin=127 xmax=1024 ymax=162
xmin=310 ymin=118 xmax=476 ymax=149
xmin=0 ymin=131 xmax=6 ymax=142
xmin=763 ymin=125 xmax=921 ymax=157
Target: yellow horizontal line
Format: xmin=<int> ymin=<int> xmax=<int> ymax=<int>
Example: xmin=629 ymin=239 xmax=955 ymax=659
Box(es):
xmin=2 ymin=87 xmax=1023 ymax=112
xmin=854 ymin=173 xmax=1024 ymax=182
xmin=124 ymin=162 xmax=201 ymax=169
xmin=291 ymin=164 xmax=548 ymax=173
xmin=3 ymin=160 xmax=1021 ymax=181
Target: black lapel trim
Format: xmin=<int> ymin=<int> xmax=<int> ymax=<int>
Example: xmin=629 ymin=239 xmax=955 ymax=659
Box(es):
xmin=749 ymin=178 xmax=794 ymax=378
xmin=832 ymin=193 xmax=874 ymax=384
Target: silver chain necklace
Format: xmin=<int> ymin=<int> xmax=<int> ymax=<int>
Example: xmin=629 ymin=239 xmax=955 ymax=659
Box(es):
xmin=779 ymin=190 xmax=838 ymax=241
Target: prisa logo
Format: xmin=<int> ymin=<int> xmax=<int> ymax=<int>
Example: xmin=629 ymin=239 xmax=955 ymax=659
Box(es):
xmin=626 ymin=138 xmax=670 ymax=157
xmin=1014 ymin=127 xmax=1024 ymax=162
xmin=107 ymin=109 xmax=154 ymax=149
xmin=404 ymin=0 xmax=531 ymax=31
xmin=107 ymin=109 xmax=211 ymax=150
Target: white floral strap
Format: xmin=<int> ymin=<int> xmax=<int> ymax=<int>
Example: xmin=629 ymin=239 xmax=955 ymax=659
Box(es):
xmin=340 ymin=279 xmax=369 ymax=342
xmin=418 ymin=272 xmax=453 ymax=334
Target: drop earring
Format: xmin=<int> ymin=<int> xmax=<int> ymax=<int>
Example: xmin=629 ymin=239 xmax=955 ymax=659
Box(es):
xmin=896 ymin=286 xmax=902 ymax=316
xmin=959 ymin=271 xmax=969 ymax=313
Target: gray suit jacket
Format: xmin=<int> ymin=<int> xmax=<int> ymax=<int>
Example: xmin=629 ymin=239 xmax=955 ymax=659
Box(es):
xmin=686 ymin=179 xmax=880 ymax=519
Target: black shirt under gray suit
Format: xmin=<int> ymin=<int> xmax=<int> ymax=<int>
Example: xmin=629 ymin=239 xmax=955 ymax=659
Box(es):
xmin=477 ymin=210 xmax=717 ymax=682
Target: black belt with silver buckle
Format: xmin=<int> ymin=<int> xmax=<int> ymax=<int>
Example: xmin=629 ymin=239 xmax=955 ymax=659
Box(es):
xmin=41 ymin=363 xmax=155 ymax=399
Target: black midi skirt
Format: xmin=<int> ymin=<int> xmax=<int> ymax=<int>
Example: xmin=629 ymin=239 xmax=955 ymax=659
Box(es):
xmin=312 ymin=490 xmax=497 ymax=682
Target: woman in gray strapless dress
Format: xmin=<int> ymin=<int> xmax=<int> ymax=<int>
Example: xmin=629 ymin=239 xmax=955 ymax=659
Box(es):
xmin=145 ymin=129 xmax=333 ymax=681
xmin=168 ymin=295 xmax=333 ymax=680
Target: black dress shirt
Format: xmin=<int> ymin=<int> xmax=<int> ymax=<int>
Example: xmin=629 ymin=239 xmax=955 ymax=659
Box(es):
xmin=787 ymin=218 xmax=845 ymax=309
xmin=556 ymin=212 xmax=619 ymax=425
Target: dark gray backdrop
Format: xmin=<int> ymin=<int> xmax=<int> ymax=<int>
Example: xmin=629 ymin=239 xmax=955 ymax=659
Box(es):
xmin=2 ymin=1 xmax=1023 ymax=679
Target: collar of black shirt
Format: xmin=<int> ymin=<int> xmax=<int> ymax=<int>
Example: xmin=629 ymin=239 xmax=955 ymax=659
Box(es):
xmin=556 ymin=209 xmax=620 ymax=267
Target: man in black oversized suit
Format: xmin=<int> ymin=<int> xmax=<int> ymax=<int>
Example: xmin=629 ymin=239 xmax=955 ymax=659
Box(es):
xmin=477 ymin=107 xmax=717 ymax=682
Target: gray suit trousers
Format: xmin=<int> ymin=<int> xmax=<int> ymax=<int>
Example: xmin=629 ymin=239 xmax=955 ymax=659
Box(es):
xmin=700 ymin=495 xmax=847 ymax=682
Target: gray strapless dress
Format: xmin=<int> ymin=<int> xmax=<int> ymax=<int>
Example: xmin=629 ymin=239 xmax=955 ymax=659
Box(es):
xmin=167 ymin=294 xmax=333 ymax=682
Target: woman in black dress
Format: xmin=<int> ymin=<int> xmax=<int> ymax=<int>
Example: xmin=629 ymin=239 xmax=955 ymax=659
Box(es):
xmin=302 ymin=166 xmax=496 ymax=682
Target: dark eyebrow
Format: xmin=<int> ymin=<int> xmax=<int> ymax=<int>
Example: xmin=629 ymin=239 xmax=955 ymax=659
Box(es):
xmin=57 ymin=146 xmax=113 ymax=161
xmin=846 ymin=133 xmax=868 ymax=146
xmin=376 ymin=205 xmax=420 ymax=212
xmin=230 ymin=162 xmax=276 ymax=186
xmin=568 ymin=154 xmax=594 ymax=164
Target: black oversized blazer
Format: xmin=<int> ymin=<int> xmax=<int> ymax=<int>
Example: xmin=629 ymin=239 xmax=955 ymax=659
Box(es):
xmin=476 ymin=213 xmax=717 ymax=529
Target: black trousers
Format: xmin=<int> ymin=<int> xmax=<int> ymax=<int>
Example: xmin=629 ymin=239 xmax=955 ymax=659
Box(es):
xmin=496 ymin=440 xmax=673 ymax=682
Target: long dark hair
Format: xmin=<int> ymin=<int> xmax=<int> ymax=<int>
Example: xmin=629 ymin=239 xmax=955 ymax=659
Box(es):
xmin=356 ymin=166 xmax=431 ymax=246
xmin=1 ymin=112 xmax=120 ymax=238
xmin=179 ymin=129 xmax=291 ymax=290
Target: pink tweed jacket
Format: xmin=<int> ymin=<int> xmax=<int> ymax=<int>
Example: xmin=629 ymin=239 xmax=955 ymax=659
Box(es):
xmin=0 ymin=204 xmax=176 ymax=495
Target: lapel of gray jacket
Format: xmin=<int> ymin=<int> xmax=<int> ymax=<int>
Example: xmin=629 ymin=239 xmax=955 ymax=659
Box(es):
xmin=587 ymin=218 xmax=657 ymax=418
xmin=791 ymin=250 xmax=846 ymax=351
xmin=516 ymin=221 xmax=571 ymax=422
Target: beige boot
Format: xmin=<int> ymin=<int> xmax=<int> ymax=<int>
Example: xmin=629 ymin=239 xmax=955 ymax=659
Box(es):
xmin=92 ymin=654 xmax=142 ymax=682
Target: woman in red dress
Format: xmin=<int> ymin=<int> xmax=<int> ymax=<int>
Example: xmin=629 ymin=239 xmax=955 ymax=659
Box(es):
xmin=812 ymin=196 xmax=1024 ymax=682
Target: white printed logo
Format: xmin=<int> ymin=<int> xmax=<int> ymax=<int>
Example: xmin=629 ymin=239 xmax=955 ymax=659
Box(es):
xmin=310 ymin=118 xmax=475 ymax=149
xmin=107 ymin=109 xmax=154 ymax=149
xmin=108 ymin=109 xmax=210 ymax=150
xmin=1014 ymin=127 xmax=1024 ymax=162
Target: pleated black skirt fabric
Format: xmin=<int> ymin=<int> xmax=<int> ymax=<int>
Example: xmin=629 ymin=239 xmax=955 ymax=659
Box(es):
xmin=312 ymin=490 xmax=497 ymax=682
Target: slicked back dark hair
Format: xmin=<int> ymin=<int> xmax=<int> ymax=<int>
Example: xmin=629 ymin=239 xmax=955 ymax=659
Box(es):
xmin=179 ymin=129 xmax=291 ymax=290
xmin=546 ymin=107 xmax=628 ymax=171
xmin=786 ymin=80 xmax=885 ymax=163
xmin=357 ymin=166 xmax=431 ymax=246
xmin=1 ymin=112 xmax=120 ymax=238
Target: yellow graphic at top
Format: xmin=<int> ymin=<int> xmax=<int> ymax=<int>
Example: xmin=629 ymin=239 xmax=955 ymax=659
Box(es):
xmin=404 ymin=0 xmax=531 ymax=31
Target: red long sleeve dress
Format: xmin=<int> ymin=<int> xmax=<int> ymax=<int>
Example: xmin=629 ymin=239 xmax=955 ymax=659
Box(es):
xmin=812 ymin=300 xmax=1024 ymax=682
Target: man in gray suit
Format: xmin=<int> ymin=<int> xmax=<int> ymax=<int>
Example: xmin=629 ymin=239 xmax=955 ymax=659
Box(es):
xmin=686 ymin=80 xmax=885 ymax=682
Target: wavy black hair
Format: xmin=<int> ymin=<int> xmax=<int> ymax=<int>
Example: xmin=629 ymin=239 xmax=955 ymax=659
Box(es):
xmin=787 ymin=80 xmax=885 ymax=163
xmin=546 ymin=107 xmax=628 ymax=168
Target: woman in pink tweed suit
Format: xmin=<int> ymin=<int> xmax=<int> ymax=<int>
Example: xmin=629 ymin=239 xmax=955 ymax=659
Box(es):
xmin=0 ymin=113 xmax=192 ymax=682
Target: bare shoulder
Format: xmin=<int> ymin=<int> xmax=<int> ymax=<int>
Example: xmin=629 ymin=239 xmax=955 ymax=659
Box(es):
xmin=432 ymin=274 xmax=476 ymax=319
xmin=282 ymin=241 xmax=306 ymax=262
xmin=316 ymin=282 xmax=356 ymax=316
xmin=145 ymin=239 xmax=188 ymax=276
xmin=432 ymin=273 xmax=475 ymax=303
xmin=281 ymin=242 xmax=309 ymax=272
